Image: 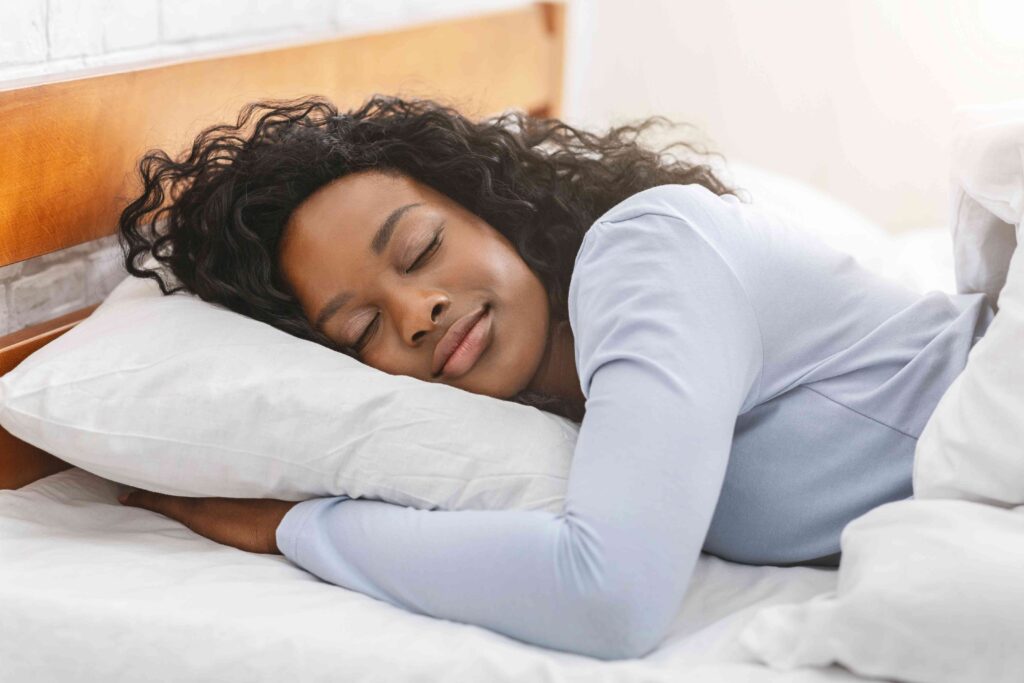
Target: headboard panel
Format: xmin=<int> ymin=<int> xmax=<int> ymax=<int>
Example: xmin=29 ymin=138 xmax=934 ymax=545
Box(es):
xmin=0 ymin=1 xmax=566 ymax=489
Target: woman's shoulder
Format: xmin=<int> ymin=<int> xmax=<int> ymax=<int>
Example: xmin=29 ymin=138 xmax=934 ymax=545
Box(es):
xmin=575 ymin=183 xmax=753 ymax=273
xmin=570 ymin=183 xmax=759 ymax=308
xmin=568 ymin=184 xmax=766 ymax=408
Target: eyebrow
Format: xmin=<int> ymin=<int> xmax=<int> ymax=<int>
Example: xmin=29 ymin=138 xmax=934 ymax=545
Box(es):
xmin=313 ymin=202 xmax=422 ymax=332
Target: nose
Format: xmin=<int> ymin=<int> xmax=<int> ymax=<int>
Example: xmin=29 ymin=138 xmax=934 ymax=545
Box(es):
xmin=395 ymin=290 xmax=449 ymax=346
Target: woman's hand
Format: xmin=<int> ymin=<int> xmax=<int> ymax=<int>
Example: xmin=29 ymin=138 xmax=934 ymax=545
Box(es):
xmin=118 ymin=488 xmax=300 ymax=555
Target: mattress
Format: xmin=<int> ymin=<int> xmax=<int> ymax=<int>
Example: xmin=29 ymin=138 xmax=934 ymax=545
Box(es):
xmin=0 ymin=467 xmax=866 ymax=683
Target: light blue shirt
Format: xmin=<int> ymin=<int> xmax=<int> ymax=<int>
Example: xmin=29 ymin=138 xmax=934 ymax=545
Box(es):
xmin=275 ymin=184 xmax=994 ymax=660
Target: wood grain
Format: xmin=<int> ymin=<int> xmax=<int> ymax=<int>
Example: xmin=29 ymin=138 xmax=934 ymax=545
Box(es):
xmin=0 ymin=2 xmax=564 ymax=266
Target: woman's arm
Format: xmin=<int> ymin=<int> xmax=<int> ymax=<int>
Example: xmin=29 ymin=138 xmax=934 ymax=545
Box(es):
xmin=274 ymin=208 xmax=763 ymax=660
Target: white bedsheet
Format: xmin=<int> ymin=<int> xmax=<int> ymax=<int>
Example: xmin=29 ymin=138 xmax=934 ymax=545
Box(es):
xmin=0 ymin=468 xmax=867 ymax=683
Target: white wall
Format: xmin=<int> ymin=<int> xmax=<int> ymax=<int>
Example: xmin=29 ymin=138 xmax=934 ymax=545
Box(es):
xmin=564 ymin=0 xmax=1024 ymax=233
xmin=0 ymin=0 xmax=527 ymax=86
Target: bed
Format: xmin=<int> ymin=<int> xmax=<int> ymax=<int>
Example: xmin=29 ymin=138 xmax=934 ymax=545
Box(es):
xmin=0 ymin=3 xmax=956 ymax=680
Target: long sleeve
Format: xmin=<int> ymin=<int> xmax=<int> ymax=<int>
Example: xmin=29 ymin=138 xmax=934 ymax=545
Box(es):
xmin=275 ymin=199 xmax=764 ymax=661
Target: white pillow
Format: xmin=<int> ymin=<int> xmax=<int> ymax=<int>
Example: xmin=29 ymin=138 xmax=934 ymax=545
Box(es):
xmin=0 ymin=272 xmax=579 ymax=510
xmin=949 ymin=100 xmax=1024 ymax=307
xmin=911 ymin=226 xmax=1024 ymax=506
xmin=912 ymin=100 xmax=1024 ymax=506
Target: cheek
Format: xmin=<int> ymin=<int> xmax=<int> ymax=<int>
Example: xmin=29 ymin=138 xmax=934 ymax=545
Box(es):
xmin=489 ymin=247 xmax=532 ymax=287
xmin=471 ymin=237 xmax=536 ymax=299
xmin=486 ymin=255 xmax=550 ymax=392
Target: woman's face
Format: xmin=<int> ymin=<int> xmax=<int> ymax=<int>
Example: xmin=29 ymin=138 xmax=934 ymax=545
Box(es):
xmin=278 ymin=170 xmax=552 ymax=399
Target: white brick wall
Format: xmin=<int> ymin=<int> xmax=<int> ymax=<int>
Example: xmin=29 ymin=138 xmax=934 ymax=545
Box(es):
xmin=0 ymin=3 xmax=47 ymax=65
xmin=0 ymin=0 xmax=529 ymax=336
xmin=0 ymin=0 xmax=528 ymax=85
xmin=48 ymin=0 xmax=161 ymax=59
xmin=160 ymin=0 xmax=332 ymax=44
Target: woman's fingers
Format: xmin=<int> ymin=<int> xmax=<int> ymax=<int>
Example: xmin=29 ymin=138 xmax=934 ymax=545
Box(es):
xmin=117 ymin=488 xmax=141 ymax=505
xmin=119 ymin=487 xmax=159 ymax=508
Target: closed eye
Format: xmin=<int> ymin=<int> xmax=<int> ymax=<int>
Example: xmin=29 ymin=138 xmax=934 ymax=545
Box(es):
xmin=353 ymin=223 xmax=444 ymax=353
xmin=405 ymin=224 xmax=444 ymax=273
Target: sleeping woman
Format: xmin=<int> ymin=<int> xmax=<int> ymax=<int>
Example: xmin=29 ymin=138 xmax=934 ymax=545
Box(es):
xmin=115 ymin=94 xmax=994 ymax=660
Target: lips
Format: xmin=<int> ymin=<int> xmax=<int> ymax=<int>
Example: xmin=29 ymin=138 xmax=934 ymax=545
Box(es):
xmin=432 ymin=305 xmax=489 ymax=377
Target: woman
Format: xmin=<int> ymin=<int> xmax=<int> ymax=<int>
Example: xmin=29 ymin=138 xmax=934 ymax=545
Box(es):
xmin=116 ymin=95 xmax=994 ymax=660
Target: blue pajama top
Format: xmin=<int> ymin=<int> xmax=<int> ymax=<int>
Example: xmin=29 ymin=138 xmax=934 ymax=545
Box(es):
xmin=275 ymin=183 xmax=994 ymax=660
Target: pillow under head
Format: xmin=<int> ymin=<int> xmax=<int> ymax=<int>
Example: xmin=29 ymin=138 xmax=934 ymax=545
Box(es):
xmin=0 ymin=272 xmax=579 ymax=511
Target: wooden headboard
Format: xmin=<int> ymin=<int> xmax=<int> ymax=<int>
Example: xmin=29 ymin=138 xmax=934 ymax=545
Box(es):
xmin=0 ymin=1 xmax=566 ymax=489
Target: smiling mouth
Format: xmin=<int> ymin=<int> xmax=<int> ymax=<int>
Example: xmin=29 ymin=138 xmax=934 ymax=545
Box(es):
xmin=432 ymin=304 xmax=492 ymax=380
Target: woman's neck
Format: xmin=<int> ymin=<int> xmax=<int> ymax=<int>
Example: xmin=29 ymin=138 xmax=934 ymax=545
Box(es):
xmin=526 ymin=319 xmax=584 ymax=405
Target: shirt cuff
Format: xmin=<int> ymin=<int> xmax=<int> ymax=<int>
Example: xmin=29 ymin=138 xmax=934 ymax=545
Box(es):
xmin=276 ymin=496 xmax=349 ymax=564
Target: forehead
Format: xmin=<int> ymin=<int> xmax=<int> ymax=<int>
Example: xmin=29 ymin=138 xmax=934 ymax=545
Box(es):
xmin=277 ymin=171 xmax=438 ymax=318
xmin=282 ymin=172 xmax=421 ymax=266
xmin=290 ymin=171 xmax=423 ymax=240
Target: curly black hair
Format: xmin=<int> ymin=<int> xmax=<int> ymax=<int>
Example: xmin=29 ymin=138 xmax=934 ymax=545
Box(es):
xmin=118 ymin=94 xmax=737 ymax=423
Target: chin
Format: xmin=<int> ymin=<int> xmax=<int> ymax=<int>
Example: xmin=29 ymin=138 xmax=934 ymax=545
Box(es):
xmin=459 ymin=348 xmax=538 ymax=400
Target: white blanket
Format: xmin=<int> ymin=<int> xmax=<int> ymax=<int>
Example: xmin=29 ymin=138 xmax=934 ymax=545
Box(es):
xmin=739 ymin=101 xmax=1024 ymax=683
xmin=949 ymin=100 xmax=1024 ymax=308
